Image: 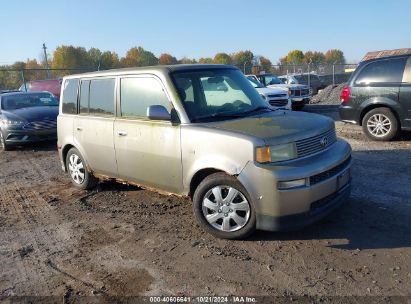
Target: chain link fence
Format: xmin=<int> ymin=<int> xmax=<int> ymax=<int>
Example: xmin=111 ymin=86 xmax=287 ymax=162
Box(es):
xmin=0 ymin=68 xmax=95 ymax=91
xmin=264 ymin=63 xmax=358 ymax=87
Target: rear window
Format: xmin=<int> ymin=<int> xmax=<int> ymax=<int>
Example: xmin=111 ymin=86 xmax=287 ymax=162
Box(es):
xmin=355 ymin=58 xmax=406 ymax=85
xmin=89 ymin=78 xmax=115 ymax=116
xmin=62 ymin=79 xmax=78 ymax=114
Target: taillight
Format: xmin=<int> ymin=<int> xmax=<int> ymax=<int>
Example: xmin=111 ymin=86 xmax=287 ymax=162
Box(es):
xmin=341 ymin=86 xmax=351 ymax=104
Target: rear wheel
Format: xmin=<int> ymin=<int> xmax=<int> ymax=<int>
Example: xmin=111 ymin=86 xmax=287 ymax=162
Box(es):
xmin=362 ymin=108 xmax=399 ymax=141
xmin=66 ymin=148 xmax=97 ymax=190
xmin=193 ymin=173 xmax=256 ymax=239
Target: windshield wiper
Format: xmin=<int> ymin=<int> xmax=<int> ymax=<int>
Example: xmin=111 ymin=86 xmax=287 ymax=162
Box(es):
xmin=240 ymin=106 xmax=276 ymax=116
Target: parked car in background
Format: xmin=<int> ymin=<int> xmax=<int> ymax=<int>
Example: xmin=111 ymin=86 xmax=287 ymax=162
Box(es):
xmin=58 ymin=64 xmax=352 ymax=239
xmin=20 ymin=78 xmax=62 ymax=100
xmin=339 ymin=54 xmax=411 ymax=141
xmin=247 ymin=76 xmax=291 ymax=110
xmin=278 ymin=73 xmax=325 ymax=95
xmin=247 ymin=73 xmax=310 ymax=110
xmin=0 ymin=91 xmax=59 ymax=150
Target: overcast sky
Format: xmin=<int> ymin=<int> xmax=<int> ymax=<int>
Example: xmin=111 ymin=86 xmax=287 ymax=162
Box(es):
xmin=1 ymin=0 xmax=410 ymax=65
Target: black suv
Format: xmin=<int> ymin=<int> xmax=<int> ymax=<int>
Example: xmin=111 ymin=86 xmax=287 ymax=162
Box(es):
xmin=339 ymin=55 xmax=411 ymax=141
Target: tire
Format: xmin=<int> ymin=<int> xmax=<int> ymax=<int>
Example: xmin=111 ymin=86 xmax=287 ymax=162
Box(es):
xmin=66 ymin=148 xmax=97 ymax=190
xmin=0 ymin=130 xmax=10 ymax=151
xmin=362 ymin=108 xmax=399 ymax=141
xmin=193 ymin=173 xmax=256 ymax=239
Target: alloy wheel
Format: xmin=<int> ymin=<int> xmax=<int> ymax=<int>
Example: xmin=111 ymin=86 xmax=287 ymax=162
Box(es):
xmin=202 ymin=185 xmax=251 ymax=232
xmin=366 ymin=114 xmax=392 ymax=137
xmin=68 ymin=154 xmax=85 ymax=184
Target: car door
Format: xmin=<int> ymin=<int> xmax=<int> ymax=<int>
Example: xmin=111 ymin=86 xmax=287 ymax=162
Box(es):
xmin=74 ymin=77 xmax=118 ymax=177
xmin=399 ymin=56 xmax=411 ymax=127
xmin=113 ymin=75 xmax=183 ymax=193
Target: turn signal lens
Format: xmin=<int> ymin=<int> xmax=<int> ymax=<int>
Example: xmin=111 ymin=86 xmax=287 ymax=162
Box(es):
xmin=255 ymin=146 xmax=271 ymax=163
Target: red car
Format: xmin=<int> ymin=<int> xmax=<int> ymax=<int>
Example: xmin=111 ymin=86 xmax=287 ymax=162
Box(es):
xmin=20 ymin=79 xmax=62 ymax=100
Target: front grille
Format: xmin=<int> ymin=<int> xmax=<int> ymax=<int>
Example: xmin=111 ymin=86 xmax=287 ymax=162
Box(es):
xmin=310 ymin=156 xmax=351 ymax=186
xmin=268 ymin=94 xmax=287 ymax=98
xmin=291 ymin=89 xmax=301 ymax=97
xmin=296 ymin=128 xmax=337 ymax=158
xmin=269 ymin=99 xmax=288 ymax=107
xmin=301 ymin=89 xmax=309 ymax=96
xmin=23 ymin=120 xmax=57 ymax=130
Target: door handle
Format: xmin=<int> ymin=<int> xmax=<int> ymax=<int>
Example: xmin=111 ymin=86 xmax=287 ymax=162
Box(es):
xmin=117 ymin=131 xmax=128 ymax=136
xmin=76 ymin=127 xmax=83 ymax=131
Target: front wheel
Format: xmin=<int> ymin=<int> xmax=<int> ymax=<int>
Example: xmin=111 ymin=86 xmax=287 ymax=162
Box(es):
xmin=193 ymin=173 xmax=256 ymax=239
xmin=362 ymin=108 xmax=399 ymax=141
xmin=66 ymin=148 xmax=97 ymax=190
xmin=0 ymin=130 xmax=10 ymax=151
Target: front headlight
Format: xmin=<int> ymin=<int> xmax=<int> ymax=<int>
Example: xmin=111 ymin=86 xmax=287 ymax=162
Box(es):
xmin=255 ymin=143 xmax=297 ymax=163
xmin=1 ymin=119 xmax=25 ymax=129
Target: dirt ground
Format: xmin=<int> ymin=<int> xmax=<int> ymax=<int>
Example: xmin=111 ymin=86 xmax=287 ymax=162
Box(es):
xmin=0 ymin=109 xmax=410 ymax=302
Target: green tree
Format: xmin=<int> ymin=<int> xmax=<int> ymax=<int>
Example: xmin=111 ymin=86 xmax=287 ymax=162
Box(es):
xmin=324 ymin=49 xmax=346 ymax=65
xmin=303 ymin=51 xmax=325 ymax=66
xmin=213 ymin=53 xmax=232 ymax=65
xmin=286 ymin=50 xmax=304 ymax=65
xmin=51 ymin=45 xmax=92 ymax=76
xmin=232 ymin=50 xmax=254 ymax=73
xmin=88 ymin=47 xmax=102 ymax=69
xmin=121 ymin=47 xmax=158 ymax=67
xmin=179 ymin=57 xmax=197 ymax=64
xmin=158 ymin=53 xmax=178 ymax=65
xmin=198 ymin=57 xmax=213 ymax=64
xmin=99 ymin=51 xmax=120 ymax=70
xmin=259 ymin=56 xmax=272 ymax=72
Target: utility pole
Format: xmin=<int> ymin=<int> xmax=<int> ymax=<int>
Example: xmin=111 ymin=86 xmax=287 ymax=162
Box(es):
xmin=42 ymin=43 xmax=51 ymax=79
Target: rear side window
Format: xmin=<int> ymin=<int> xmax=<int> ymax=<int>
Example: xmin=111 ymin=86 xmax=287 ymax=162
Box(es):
xmin=89 ymin=78 xmax=115 ymax=116
xmin=120 ymin=77 xmax=171 ymax=118
xmin=62 ymin=79 xmax=78 ymax=114
xmin=79 ymin=80 xmax=90 ymax=115
xmin=355 ymin=58 xmax=406 ymax=85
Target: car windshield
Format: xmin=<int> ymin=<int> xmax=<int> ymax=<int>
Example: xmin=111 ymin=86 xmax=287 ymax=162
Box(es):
xmin=1 ymin=93 xmax=59 ymax=110
xmin=247 ymin=77 xmax=265 ymax=88
xmin=172 ymin=69 xmax=271 ymax=122
xmin=264 ymin=75 xmax=282 ymax=85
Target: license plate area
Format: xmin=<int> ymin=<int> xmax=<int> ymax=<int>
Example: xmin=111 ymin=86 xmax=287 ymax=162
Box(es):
xmin=337 ymin=168 xmax=350 ymax=190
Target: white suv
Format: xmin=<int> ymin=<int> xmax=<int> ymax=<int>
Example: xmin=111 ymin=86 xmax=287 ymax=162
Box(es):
xmin=247 ymin=76 xmax=291 ymax=110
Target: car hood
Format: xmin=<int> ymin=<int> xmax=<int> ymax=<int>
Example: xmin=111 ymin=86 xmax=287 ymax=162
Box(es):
xmin=2 ymin=106 xmax=59 ymax=122
xmin=255 ymin=87 xmax=288 ymax=95
xmin=205 ymin=111 xmax=334 ymax=146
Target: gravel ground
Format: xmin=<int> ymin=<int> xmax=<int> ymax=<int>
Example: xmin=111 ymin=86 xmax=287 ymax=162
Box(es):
xmin=310 ymin=84 xmax=345 ymax=105
xmin=0 ymin=112 xmax=410 ymax=302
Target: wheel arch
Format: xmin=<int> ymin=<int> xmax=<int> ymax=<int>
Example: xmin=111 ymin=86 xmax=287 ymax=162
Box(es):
xmin=359 ymin=102 xmax=401 ymax=127
xmin=189 ymin=168 xmax=231 ymax=198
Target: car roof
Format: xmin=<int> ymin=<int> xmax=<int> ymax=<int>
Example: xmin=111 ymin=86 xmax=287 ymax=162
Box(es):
xmin=361 ymin=54 xmax=410 ymax=65
xmin=63 ymin=64 xmax=238 ymax=79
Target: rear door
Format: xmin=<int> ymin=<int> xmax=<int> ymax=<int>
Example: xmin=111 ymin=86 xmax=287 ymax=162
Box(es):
xmin=399 ymin=56 xmax=411 ymax=127
xmin=74 ymin=77 xmax=118 ymax=177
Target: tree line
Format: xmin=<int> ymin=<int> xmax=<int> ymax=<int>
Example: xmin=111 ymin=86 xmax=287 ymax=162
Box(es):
xmin=0 ymin=45 xmax=346 ymax=89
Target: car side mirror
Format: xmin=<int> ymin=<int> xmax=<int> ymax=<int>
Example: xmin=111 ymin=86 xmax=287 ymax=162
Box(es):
xmin=147 ymin=105 xmax=171 ymax=121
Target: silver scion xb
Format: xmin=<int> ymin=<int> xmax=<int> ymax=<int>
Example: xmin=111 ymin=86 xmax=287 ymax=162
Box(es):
xmin=57 ymin=65 xmax=352 ymax=239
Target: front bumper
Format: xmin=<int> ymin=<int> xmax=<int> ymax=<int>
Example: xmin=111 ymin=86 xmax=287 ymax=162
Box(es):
xmin=237 ymin=139 xmax=352 ymax=232
xmin=291 ymin=97 xmax=310 ymax=107
xmin=3 ymin=128 xmax=57 ymax=145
